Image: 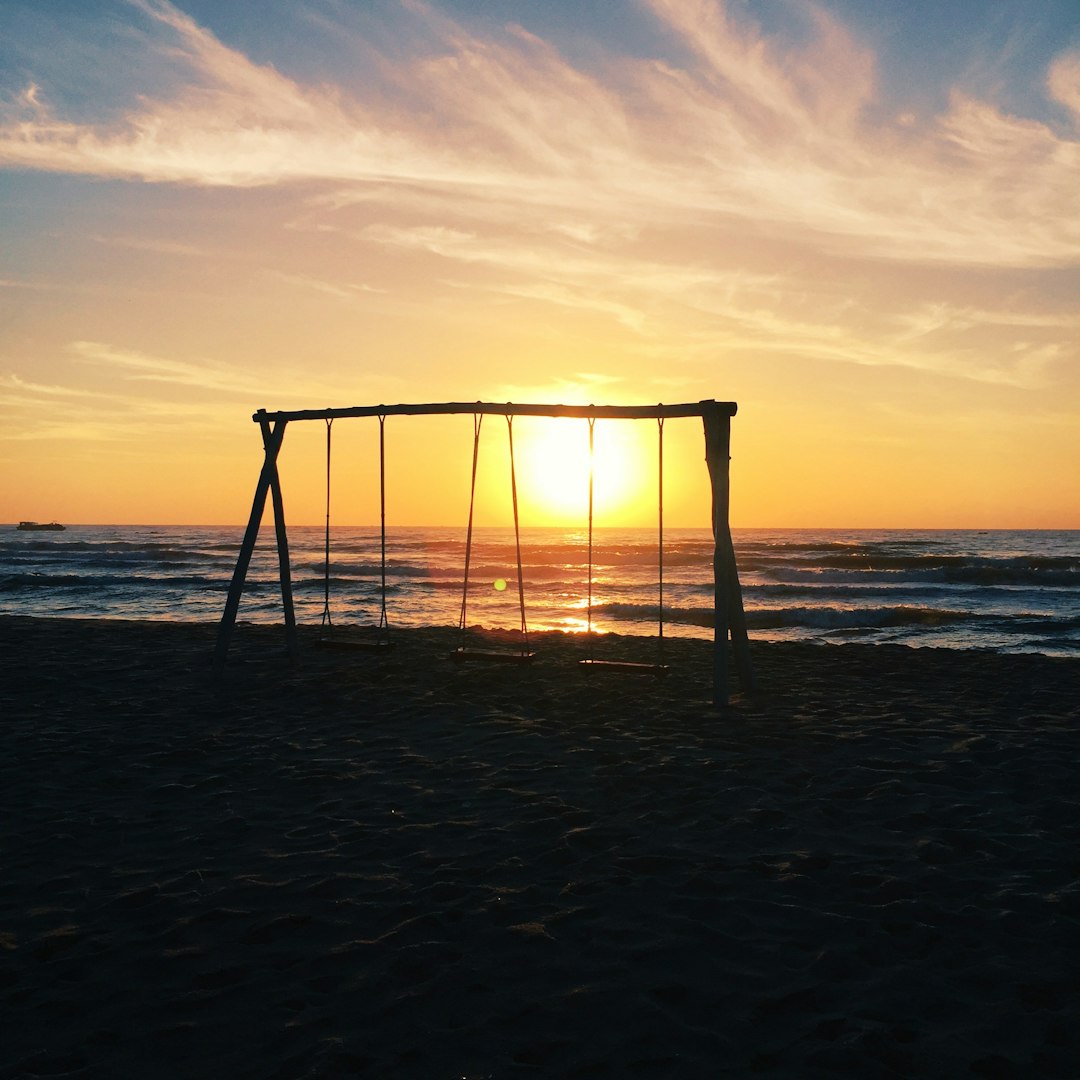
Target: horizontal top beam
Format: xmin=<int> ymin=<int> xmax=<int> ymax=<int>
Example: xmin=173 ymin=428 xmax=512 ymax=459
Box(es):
xmin=255 ymin=399 xmax=736 ymax=423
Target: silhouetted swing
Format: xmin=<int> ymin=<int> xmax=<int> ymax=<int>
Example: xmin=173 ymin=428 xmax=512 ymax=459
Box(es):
xmin=451 ymin=413 xmax=535 ymax=664
xmin=579 ymin=416 xmax=670 ymax=676
xmin=217 ymin=399 xmax=752 ymax=707
xmin=315 ymin=415 xmax=393 ymax=651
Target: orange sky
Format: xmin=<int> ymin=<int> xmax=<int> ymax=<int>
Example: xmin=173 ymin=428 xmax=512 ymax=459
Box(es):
xmin=1 ymin=0 xmax=1078 ymax=528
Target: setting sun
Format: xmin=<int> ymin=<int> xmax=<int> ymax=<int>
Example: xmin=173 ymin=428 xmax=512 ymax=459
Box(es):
xmin=516 ymin=418 xmax=653 ymax=526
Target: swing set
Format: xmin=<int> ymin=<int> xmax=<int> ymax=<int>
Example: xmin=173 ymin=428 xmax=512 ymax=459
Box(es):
xmin=214 ymin=400 xmax=754 ymax=706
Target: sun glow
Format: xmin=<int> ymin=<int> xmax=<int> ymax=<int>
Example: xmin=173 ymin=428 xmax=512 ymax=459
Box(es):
xmin=516 ymin=418 xmax=651 ymax=526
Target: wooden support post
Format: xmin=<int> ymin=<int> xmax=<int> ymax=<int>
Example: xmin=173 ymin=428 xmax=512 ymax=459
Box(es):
xmin=702 ymin=402 xmax=755 ymax=706
xmin=213 ymin=413 xmax=289 ymax=669
xmin=259 ymin=412 xmax=298 ymax=661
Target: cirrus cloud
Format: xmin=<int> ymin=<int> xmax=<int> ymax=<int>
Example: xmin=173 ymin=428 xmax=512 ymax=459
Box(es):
xmin=0 ymin=0 xmax=1077 ymax=269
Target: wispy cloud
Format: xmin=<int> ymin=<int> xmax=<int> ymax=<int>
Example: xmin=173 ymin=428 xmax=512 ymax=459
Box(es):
xmin=87 ymin=233 xmax=209 ymax=257
xmin=0 ymin=368 xmax=241 ymax=443
xmin=0 ymin=373 xmax=113 ymax=400
xmin=0 ymin=278 xmax=54 ymax=290
xmin=0 ymin=340 xmax=414 ymax=442
xmin=69 ymin=340 xmax=260 ymax=396
xmin=270 ymin=272 xmax=386 ymax=299
xmin=1047 ymin=50 xmax=1080 ymax=119
xmin=65 ymin=339 xmax=404 ymax=404
xmin=492 ymin=374 xmax=631 ymax=407
xmin=0 ymin=0 xmax=1077 ymax=270
xmin=355 ymin=218 xmax=1076 ymax=387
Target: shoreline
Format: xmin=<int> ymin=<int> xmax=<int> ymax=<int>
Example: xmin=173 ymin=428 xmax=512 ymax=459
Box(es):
xmin=3 ymin=616 xmax=1078 ymax=1077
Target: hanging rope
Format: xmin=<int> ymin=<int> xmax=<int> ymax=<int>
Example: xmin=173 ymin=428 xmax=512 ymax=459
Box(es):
xmin=321 ymin=417 xmax=334 ymax=629
xmin=506 ymin=415 xmax=530 ymax=653
xmin=658 ymin=416 xmax=665 ymax=663
xmin=454 ymin=411 xmax=535 ymax=663
xmin=586 ymin=416 xmax=596 ymax=637
xmin=458 ymin=413 xmax=483 ymax=645
xmin=318 ymin=413 xmax=392 ymax=647
xmin=377 ymin=413 xmax=389 ymax=635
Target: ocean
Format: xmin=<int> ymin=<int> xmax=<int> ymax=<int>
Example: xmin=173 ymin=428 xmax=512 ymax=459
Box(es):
xmin=2 ymin=525 xmax=1078 ymax=657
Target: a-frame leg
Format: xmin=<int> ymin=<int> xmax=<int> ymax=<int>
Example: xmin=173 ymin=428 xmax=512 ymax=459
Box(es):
xmin=259 ymin=413 xmax=297 ymax=660
xmin=214 ymin=414 xmax=289 ymax=669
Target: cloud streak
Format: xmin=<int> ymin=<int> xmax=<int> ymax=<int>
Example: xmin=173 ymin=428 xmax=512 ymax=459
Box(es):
xmin=0 ymin=0 xmax=1077 ymax=269
xmin=0 ymin=339 xmax=414 ymax=443
xmin=69 ymin=340 xmax=262 ymax=396
xmin=356 ymin=219 xmax=1074 ymax=388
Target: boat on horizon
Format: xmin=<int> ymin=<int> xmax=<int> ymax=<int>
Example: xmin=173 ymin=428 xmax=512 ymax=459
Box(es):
xmin=16 ymin=521 xmax=66 ymax=531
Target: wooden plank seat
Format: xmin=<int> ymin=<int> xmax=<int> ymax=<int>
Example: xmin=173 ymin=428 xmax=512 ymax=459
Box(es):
xmin=579 ymin=659 xmax=670 ymax=676
xmin=450 ymin=647 xmax=535 ymax=664
xmin=315 ymin=637 xmax=393 ymax=651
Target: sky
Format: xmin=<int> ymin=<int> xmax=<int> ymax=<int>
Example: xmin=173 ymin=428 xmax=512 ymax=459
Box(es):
xmin=1 ymin=0 xmax=1078 ymax=528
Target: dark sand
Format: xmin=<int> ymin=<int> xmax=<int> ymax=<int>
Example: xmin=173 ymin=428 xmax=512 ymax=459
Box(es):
xmin=2 ymin=615 xmax=1079 ymax=1078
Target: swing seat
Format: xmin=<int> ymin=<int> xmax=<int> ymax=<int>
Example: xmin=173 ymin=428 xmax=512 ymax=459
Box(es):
xmin=316 ymin=636 xmax=393 ymax=652
xmin=579 ymin=659 xmax=670 ymax=677
xmin=451 ymin=647 xmax=535 ymax=664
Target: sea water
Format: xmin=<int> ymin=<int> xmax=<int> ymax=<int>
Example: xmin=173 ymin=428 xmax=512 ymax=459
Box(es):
xmin=1 ymin=526 xmax=1078 ymax=656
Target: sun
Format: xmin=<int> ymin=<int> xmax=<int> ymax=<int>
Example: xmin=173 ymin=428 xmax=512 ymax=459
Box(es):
xmin=516 ymin=417 xmax=649 ymax=525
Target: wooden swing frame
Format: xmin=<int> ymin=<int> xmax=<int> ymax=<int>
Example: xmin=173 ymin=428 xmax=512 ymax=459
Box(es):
xmin=213 ymin=400 xmax=754 ymax=706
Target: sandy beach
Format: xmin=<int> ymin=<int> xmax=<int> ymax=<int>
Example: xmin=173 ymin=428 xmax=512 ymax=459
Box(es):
xmin=2 ymin=615 xmax=1078 ymax=1078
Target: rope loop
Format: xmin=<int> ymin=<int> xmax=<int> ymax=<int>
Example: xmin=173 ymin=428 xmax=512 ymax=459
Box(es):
xmin=377 ymin=414 xmax=389 ymax=634
xmin=658 ymin=416 xmax=665 ymax=655
xmin=506 ymin=415 xmax=529 ymax=652
xmin=586 ymin=416 xmax=596 ymax=639
xmin=321 ymin=417 xmax=334 ymax=628
xmin=458 ymin=413 xmax=484 ymax=640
